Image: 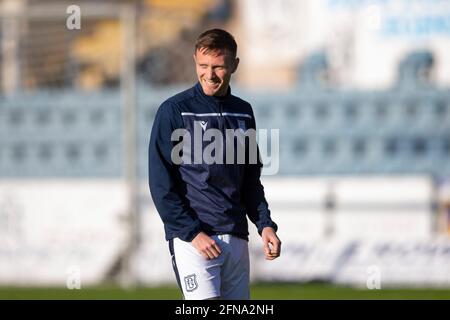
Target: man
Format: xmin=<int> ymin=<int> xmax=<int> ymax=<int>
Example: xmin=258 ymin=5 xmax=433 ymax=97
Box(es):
xmin=148 ymin=28 xmax=281 ymax=300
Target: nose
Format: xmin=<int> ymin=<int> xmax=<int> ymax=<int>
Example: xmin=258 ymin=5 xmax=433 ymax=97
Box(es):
xmin=206 ymin=67 xmax=215 ymax=79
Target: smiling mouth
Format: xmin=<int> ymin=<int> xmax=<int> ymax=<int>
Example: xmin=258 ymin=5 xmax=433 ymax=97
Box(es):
xmin=204 ymin=79 xmax=220 ymax=87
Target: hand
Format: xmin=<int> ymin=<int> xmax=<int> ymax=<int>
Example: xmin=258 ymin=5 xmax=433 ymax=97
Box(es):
xmin=261 ymin=227 xmax=281 ymax=260
xmin=191 ymin=232 xmax=222 ymax=260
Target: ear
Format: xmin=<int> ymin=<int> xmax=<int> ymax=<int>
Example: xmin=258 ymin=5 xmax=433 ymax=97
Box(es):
xmin=231 ymin=57 xmax=240 ymax=73
xmin=193 ymin=53 xmax=197 ymax=63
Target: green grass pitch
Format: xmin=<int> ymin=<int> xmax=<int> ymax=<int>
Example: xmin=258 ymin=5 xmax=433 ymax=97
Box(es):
xmin=1 ymin=283 xmax=450 ymax=300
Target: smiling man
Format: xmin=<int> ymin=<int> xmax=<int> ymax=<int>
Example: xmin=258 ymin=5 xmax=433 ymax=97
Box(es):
xmin=148 ymin=29 xmax=281 ymax=300
xmin=194 ymin=36 xmax=238 ymax=97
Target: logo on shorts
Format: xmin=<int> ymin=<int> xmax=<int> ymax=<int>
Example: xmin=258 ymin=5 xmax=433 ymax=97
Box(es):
xmin=184 ymin=274 xmax=198 ymax=292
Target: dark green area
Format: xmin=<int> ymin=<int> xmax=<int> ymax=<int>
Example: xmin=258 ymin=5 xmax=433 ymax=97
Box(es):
xmin=1 ymin=283 xmax=450 ymax=300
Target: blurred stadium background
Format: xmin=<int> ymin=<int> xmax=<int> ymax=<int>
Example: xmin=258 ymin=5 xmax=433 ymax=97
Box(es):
xmin=1 ymin=0 xmax=450 ymax=299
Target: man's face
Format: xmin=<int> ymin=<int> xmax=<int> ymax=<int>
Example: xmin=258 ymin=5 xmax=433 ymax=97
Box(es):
xmin=194 ymin=48 xmax=239 ymax=97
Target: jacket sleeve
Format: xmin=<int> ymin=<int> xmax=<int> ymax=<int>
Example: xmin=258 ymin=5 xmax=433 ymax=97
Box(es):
xmin=242 ymin=109 xmax=278 ymax=235
xmin=148 ymin=101 xmax=201 ymax=241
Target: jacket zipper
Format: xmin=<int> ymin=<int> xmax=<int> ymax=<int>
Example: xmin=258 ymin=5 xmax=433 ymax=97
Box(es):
xmin=218 ymin=100 xmax=224 ymax=132
xmin=218 ymin=100 xmax=223 ymax=116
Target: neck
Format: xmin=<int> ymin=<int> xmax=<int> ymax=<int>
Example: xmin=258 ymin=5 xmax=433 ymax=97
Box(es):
xmin=214 ymin=86 xmax=229 ymax=97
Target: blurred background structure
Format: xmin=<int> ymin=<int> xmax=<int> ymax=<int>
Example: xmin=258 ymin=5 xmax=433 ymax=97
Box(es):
xmin=0 ymin=0 xmax=450 ymax=291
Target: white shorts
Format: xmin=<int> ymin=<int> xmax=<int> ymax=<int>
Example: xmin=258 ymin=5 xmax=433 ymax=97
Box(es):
xmin=168 ymin=234 xmax=250 ymax=300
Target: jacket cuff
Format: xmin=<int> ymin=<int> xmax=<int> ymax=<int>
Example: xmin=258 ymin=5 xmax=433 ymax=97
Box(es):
xmin=257 ymin=221 xmax=278 ymax=236
xmin=177 ymin=223 xmax=202 ymax=242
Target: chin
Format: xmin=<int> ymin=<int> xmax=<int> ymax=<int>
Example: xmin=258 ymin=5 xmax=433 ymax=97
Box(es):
xmin=202 ymin=86 xmax=218 ymax=96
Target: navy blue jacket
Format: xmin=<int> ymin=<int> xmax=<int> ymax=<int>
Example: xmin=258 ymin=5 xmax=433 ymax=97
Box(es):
xmin=148 ymin=82 xmax=277 ymax=242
